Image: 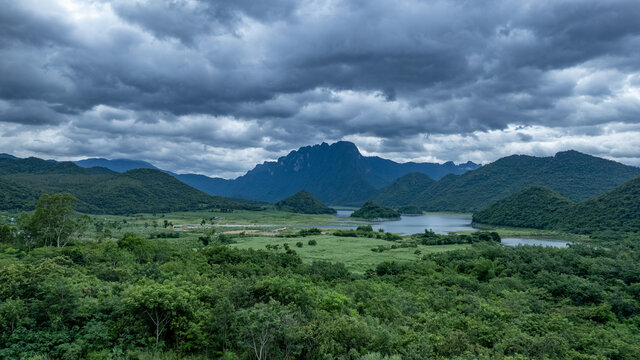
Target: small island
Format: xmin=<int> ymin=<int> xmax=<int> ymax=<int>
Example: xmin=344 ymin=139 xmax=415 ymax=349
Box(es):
xmin=350 ymin=201 xmax=401 ymax=220
xmin=274 ymin=190 xmax=337 ymax=214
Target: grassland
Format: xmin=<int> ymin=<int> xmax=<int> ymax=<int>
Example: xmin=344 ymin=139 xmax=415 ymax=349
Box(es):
xmin=230 ymin=234 xmax=469 ymax=273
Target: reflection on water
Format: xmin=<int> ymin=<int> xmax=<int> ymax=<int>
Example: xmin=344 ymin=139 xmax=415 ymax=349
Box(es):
xmin=335 ymin=210 xmax=474 ymax=235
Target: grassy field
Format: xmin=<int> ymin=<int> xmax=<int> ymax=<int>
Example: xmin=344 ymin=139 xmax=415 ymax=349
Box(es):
xmin=230 ymin=234 xmax=469 ymax=273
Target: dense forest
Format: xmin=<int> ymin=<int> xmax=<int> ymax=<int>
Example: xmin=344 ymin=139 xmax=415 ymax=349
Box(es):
xmin=0 ymin=158 xmax=260 ymax=214
xmin=2 ymin=228 xmax=640 ymax=359
xmin=371 ymin=173 xmax=434 ymax=208
xmin=473 ymin=177 xmax=640 ymax=234
xmin=274 ymin=190 xmax=337 ymax=214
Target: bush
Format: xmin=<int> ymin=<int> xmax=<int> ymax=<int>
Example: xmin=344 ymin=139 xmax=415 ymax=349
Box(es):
xmin=296 ymin=242 xmax=303 ymax=248
xmin=308 ymin=239 xmax=318 ymax=246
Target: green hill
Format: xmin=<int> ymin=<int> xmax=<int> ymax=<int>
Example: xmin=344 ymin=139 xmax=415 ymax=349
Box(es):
xmin=472 ymin=186 xmax=574 ymax=229
xmin=0 ymin=157 xmax=260 ymax=214
xmin=350 ymin=201 xmax=400 ymax=220
xmin=371 ymin=172 xmax=434 ymax=207
xmin=473 ymin=177 xmax=640 ymax=234
xmin=416 ymin=151 xmax=640 ymax=212
xmin=561 ymin=176 xmax=640 ymax=234
xmin=274 ymin=190 xmax=337 ymax=214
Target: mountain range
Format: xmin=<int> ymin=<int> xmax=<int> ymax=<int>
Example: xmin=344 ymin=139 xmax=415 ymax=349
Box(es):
xmin=3 ymin=142 xmax=639 ymax=214
xmin=374 ymin=150 xmax=640 ymax=212
xmin=73 ymin=141 xmax=480 ymax=205
xmin=0 ymin=157 xmax=260 ymax=214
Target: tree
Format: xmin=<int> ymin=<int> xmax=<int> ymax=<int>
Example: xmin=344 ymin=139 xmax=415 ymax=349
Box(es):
xmin=123 ymin=280 xmax=196 ymax=346
xmin=19 ymin=193 xmax=89 ymax=249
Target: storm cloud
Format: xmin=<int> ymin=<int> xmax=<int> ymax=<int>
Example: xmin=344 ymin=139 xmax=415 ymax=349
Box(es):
xmin=1 ymin=0 xmax=640 ymax=177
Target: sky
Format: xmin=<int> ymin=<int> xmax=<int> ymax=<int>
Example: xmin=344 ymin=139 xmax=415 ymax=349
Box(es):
xmin=1 ymin=0 xmax=640 ymax=178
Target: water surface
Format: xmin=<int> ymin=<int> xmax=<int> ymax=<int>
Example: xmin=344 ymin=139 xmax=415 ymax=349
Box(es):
xmin=336 ymin=210 xmax=474 ymax=235
xmin=501 ymin=238 xmax=571 ymax=248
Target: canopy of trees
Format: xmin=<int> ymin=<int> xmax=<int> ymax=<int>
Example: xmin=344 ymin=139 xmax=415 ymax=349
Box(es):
xmin=1 ymin=231 xmax=640 ymax=359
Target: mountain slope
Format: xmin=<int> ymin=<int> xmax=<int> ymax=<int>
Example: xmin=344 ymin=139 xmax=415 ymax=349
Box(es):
xmin=417 ymin=151 xmax=640 ymax=212
xmin=472 ymin=186 xmax=574 ymax=229
xmin=0 ymin=157 xmax=257 ymax=214
xmin=274 ymin=190 xmax=336 ymax=214
xmin=74 ymin=158 xmax=159 ymax=172
xmin=561 ymin=176 xmax=640 ymax=233
xmin=371 ymin=172 xmax=435 ymax=207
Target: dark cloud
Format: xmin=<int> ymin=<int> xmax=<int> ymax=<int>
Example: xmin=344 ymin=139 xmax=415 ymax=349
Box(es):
xmin=1 ymin=0 xmax=639 ymax=176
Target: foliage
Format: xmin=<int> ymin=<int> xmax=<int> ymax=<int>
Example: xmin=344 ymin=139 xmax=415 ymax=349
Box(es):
xmin=350 ymin=201 xmax=401 ymax=220
xmin=274 ymin=190 xmax=337 ymax=214
xmin=18 ymin=193 xmax=89 ymax=249
xmin=2 ymin=233 xmax=640 ymax=358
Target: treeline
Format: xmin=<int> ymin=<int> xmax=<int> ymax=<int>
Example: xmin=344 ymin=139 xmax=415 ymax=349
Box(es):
xmin=2 ymin=232 xmax=640 ymax=358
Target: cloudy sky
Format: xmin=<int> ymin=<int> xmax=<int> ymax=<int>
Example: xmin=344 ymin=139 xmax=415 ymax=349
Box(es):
xmin=1 ymin=0 xmax=640 ymax=177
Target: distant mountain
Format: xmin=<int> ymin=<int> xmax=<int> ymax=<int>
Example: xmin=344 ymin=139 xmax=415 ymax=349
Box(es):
xmin=274 ymin=190 xmax=336 ymax=214
xmin=472 ymin=177 xmax=640 ymax=234
xmin=0 ymin=153 xmax=18 ymax=159
xmin=350 ymin=201 xmax=400 ymax=220
xmin=472 ymin=186 xmax=574 ymax=229
xmin=0 ymin=157 xmax=259 ymax=214
xmin=178 ymin=141 xmax=478 ymax=205
xmin=371 ymin=172 xmax=435 ymax=207
xmin=74 ymin=158 xmax=159 ymax=172
xmin=413 ymin=150 xmax=640 ymax=212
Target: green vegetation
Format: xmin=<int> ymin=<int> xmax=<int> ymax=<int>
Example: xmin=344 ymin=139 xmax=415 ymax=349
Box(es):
xmin=398 ymin=205 xmax=422 ymax=215
xmin=231 ymin=234 xmax=466 ymax=273
xmin=2 ymin=220 xmax=640 ymax=358
xmin=350 ymin=201 xmax=400 ymax=220
xmin=473 ymin=177 xmax=640 ymax=234
xmin=274 ymin=190 xmax=337 ymax=214
xmin=408 ymin=150 xmax=640 ymax=212
xmin=371 ymin=172 xmax=434 ymax=207
xmin=0 ymin=157 xmax=260 ymax=214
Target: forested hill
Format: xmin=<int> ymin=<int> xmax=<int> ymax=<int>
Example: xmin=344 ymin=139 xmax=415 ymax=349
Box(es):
xmin=274 ymin=190 xmax=337 ymax=214
xmin=412 ymin=150 xmax=640 ymax=212
xmin=473 ymin=176 xmax=640 ymax=234
xmin=371 ymin=172 xmax=435 ymax=207
xmin=0 ymin=157 xmax=259 ymax=214
xmin=74 ymin=158 xmax=159 ymax=172
xmin=472 ymin=186 xmax=574 ymax=229
xmin=561 ymin=176 xmax=640 ymax=233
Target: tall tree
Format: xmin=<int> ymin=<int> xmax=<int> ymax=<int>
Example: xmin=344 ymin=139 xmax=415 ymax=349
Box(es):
xmin=19 ymin=193 xmax=89 ymax=248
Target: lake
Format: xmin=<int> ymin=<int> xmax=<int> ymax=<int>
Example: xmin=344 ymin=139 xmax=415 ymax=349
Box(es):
xmin=336 ymin=210 xmax=474 ymax=235
xmin=501 ymin=237 xmax=571 ymax=248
